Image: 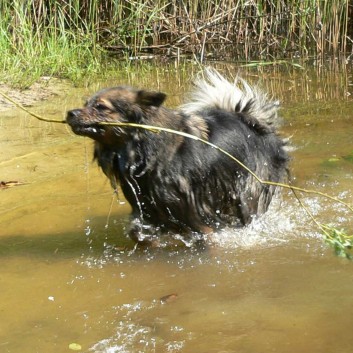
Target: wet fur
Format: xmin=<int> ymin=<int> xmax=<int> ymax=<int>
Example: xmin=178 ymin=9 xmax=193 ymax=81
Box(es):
xmin=67 ymin=69 xmax=289 ymax=244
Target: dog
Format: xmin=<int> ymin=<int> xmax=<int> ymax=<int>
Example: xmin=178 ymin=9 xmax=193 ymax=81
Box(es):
xmin=67 ymin=68 xmax=289 ymax=244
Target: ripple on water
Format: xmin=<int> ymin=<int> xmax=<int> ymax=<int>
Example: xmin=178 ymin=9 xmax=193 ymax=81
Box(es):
xmin=89 ymin=300 xmax=188 ymax=353
xmin=84 ymin=191 xmax=351 ymax=353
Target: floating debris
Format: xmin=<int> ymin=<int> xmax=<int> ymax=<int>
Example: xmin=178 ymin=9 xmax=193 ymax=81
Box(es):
xmin=69 ymin=343 xmax=82 ymax=351
xmin=0 ymin=180 xmax=26 ymax=189
xmin=160 ymin=293 xmax=178 ymax=304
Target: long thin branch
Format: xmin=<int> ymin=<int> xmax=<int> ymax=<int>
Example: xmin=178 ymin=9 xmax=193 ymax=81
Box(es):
xmin=291 ymin=187 xmax=330 ymax=237
xmin=0 ymin=90 xmax=66 ymax=123
xmin=99 ymin=121 xmax=353 ymax=213
xmin=1 ymin=90 xmax=352 ymax=214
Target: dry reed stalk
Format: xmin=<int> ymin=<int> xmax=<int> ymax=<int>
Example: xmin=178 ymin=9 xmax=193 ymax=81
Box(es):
xmin=0 ymin=89 xmax=351 ymax=255
xmin=0 ymin=89 xmax=351 ymax=215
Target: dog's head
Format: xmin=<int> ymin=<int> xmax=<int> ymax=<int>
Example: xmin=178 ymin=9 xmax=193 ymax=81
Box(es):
xmin=66 ymin=86 xmax=166 ymax=144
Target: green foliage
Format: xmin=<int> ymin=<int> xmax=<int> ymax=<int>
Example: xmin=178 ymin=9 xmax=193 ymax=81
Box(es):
xmin=0 ymin=0 xmax=351 ymax=87
xmin=322 ymin=225 xmax=353 ymax=259
xmin=0 ymin=0 xmax=105 ymax=87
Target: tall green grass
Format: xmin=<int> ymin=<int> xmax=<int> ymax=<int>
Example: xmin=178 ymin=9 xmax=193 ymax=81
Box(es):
xmin=0 ymin=0 xmax=351 ymax=87
xmin=0 ymin=1 xmax=104 ymax=87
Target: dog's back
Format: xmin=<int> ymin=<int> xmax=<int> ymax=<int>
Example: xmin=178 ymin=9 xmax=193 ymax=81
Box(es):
xmin=67 ymin=68 xmax=289 ymax=244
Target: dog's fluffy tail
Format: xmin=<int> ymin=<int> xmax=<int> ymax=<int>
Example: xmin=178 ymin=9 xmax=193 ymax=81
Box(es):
xmin=181 ymin=68 xmax=280 ymax=130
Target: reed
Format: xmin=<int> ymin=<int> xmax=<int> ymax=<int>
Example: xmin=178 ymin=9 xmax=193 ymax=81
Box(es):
xmin=0 ymin=0 xmax=351 ymax=86
xmin=0 ymin=0 xmax=104 ymax=87
xmin=1 ymin=89 xmax=352 ymax=258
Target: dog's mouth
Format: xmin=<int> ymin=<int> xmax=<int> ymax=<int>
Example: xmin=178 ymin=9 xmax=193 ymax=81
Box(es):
xmin=70 ymin=122 xmax=106 ymax=138
xmin=66 ymin=109 xmax=107 ymax=139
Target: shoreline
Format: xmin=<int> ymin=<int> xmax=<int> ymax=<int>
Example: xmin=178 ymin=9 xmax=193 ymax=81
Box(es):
xmin=0 ymin=77 xmax=70 ymax=112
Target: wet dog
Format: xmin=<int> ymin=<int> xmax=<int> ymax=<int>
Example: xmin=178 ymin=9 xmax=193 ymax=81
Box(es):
xmin=67 ymin=69 xmax=288 ymax=244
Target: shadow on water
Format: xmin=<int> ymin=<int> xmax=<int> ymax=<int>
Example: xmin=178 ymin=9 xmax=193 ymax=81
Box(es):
xmin=0 ymin=63 xmax=352 ymax=353
xmin=0 ymin=217 xmax=131 ymax=260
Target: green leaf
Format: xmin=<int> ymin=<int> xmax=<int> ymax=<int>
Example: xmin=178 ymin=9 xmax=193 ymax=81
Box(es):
xmin=322 ymin=224 xmax=353 ymax=260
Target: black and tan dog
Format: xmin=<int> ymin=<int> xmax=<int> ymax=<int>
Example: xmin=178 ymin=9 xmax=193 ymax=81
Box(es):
xmin=67 ymin=69 xmax=288 ymax=244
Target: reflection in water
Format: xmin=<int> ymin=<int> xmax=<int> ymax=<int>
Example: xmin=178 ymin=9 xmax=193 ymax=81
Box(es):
xmin=0 ymin=64 xmax=352 ymax=353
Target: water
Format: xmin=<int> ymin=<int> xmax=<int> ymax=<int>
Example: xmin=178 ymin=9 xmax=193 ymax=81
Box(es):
xmin=0 ymin=64 xmax=352 ymax=353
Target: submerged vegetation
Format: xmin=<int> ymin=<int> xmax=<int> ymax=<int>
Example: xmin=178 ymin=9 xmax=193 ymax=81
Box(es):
xmin=0 ymin=0 xmax=352 ymax=86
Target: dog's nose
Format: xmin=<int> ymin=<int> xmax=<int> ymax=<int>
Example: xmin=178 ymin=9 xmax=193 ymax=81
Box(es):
xmin=66 ymin=109 xmax=81 ymax=123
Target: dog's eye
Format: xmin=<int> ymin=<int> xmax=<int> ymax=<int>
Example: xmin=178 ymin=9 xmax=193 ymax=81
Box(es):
xmin=95 ymin=103 xmax=110 ymax=111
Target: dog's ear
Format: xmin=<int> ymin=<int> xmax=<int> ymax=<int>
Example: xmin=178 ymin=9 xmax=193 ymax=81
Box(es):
xmin=136 ymin=90 xmax=166 ymax=107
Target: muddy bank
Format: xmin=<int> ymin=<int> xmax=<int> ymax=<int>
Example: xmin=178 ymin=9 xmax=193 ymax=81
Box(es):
xmin=0 ymin=77 xmax=70 ymax=112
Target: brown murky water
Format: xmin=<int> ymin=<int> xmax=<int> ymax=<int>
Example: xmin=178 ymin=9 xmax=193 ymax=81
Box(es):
xmin=1 ymin=63 xmax=352 ymax=353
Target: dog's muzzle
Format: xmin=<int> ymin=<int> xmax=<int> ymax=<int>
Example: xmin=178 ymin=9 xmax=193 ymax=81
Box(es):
xmin=66 ymin=109 xmax=106 ymax=138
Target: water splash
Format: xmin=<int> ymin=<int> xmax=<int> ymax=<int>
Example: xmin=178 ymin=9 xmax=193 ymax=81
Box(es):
xmin=89 ymin=300 xmax=187 ymax=353
xmin=208 ymin=189 xmax=351 ymax=249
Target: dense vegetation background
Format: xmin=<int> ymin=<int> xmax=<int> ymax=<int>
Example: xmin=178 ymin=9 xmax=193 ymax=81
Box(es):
xmin=0 ymin=0 xmax=352 ymax=86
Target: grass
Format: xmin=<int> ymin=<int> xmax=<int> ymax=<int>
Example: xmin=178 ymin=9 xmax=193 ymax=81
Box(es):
xmin=0 ymin=1 xmax=105 ymax=87
xmin=0 ymin=0 xmax=352 ymax=88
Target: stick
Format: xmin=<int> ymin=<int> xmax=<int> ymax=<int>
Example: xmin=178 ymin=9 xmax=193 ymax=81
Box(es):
xmin=0 ymin=90 xmax=66 ymax=123
xmin=100 ymin=121 xmax=353 ymax=213
xmin=1 ymin=91 xmax=352 ymax=214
